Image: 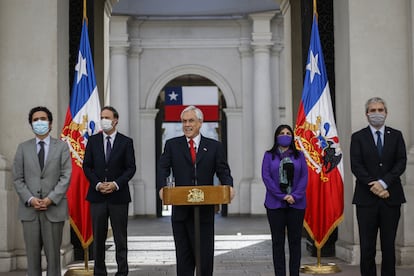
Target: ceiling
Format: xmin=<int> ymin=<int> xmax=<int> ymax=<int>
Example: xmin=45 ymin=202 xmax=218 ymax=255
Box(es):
xmin=112 ymin=0 xmax=279 ymax=17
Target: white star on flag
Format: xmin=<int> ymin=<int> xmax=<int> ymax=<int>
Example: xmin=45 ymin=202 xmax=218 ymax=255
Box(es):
xmin=306 ymin=50 xmax=320 ymax=83
xmin=168 ymin=91 xmax=178 ymax=101
xmin=75 ymin=51 xmax=88 ymax=84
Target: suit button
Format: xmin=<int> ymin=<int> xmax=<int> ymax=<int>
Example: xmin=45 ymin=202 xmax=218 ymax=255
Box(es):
xmin=379 ymin=163 xmax=383 ymax=166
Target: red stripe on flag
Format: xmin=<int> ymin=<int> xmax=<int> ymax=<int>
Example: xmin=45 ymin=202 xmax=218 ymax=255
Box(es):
xmin=164 ymin=106 xmax=184 ymax=122
xmin=165 ymin=105 xmax=219 ymax=122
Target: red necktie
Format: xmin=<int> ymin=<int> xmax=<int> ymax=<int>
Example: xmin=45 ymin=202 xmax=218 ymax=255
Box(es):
xmin=189 ymin=139 xmax=196 ymax=164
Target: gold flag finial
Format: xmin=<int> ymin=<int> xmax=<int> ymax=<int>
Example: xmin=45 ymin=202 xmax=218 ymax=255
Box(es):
xmin=313 ymin=0 xmax=318 ymax=20
xmin=83 ymin=0 xmax=88 ymax=24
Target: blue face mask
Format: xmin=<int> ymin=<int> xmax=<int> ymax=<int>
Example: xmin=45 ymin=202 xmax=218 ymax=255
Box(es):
xmin=277 ymin=135 xmax=292 ymax=147
xmin=32 ymin=120 xmax=49 ymax=135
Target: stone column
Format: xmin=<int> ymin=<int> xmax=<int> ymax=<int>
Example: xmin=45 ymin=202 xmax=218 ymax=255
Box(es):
xmin=271 ymin=33 xmax=284 ymax=124
xmin=0 ymin=155 xmax=18 ymax=271
xmin=249 ymin=12 xmax=276 ymax=214
xmin=139 ymin=109 xmax=159 ymax=215
xmin=0 ymin=0 xmax=72 ymax=271
xmin=110 ymin=16 xmax=130 ymax=134
xmin=237 ymin=41 xmax=254 ymax=214
xmin=128 ymin=20 xmax=144 ymax=216
xmin=334 ymin=0 xmax=414 ymax=265
xmin=223 ymin=108 xmax=243 ymax=214
xmin=398 ymin=0 xmax=414 ymax=265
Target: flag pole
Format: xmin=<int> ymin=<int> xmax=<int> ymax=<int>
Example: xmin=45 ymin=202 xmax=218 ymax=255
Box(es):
xmin=299 ymin=0 xmax=342 ymax=274
xmin=64 ymin=1 xmax=93 ymax=274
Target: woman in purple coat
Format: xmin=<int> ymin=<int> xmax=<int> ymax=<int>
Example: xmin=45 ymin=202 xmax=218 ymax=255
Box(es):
xmin=261 ymin=124 xmax=308 ymax=276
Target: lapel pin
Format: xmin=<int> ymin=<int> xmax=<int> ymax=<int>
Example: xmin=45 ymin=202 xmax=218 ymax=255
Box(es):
xmin=203 ymin=148 xmax=207 ymax=151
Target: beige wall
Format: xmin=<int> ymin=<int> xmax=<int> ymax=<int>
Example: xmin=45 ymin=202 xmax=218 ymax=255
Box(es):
xmin=0 ymin=0 xmax=72 ymax=271
xmin=334 ymin=0 xmax=414 ymax=265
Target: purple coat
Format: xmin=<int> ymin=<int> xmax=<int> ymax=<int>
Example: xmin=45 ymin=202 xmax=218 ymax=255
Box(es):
xmin=261 ymin=150 xmax=308 ymax=209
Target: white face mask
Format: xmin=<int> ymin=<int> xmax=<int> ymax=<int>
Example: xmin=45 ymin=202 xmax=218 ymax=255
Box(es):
xmin=100 ymin=119 xmax=113 ymax=131
xmin=368 ymin=113 xmax=386 ymax=128
xmin=32 ymin=120 xmax=50 ymax=135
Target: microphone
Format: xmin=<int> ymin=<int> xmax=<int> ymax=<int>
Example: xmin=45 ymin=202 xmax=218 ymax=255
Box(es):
xmin=284 ymin=162 xmax=294 ymax=184
xmin=280 ymin=162 xmax=294 ymax=194
xmin=194 ymin=146 xmax=197 ymax=185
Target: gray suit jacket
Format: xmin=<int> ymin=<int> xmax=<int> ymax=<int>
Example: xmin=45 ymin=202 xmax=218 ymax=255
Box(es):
xmin=13 ymin=137 xmax=72 ymax=222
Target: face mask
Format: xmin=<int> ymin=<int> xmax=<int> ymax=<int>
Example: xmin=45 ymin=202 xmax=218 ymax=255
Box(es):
xmin=101 ymin=118 xmax=113 ymax=131
xmin=277 ymin=135 xmax=292 ymax=147
xmin=32 ymin=120 xmax=49 ymax=135
xmin=368 ymin=113 xmax=386 ymax=128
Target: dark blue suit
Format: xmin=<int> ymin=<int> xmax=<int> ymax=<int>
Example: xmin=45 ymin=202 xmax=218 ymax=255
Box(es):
xmin=83 ymin=132 xmax=136 ymax=276
xmin=351 ymin=126 xmax=406 ymax=276
xmin=158 ymin=135 xmax=233 ymax=276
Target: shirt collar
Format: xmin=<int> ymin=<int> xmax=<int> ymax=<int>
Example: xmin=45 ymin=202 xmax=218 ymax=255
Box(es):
xmin=36 ymin=135 xmax=50 ymax=145
xmin=103 ymin=131 xmax=117 ymax=140
xmin=187 ymin=134 xmax=201 ymax=148
xmin=369 ymin=125 xmax=385 ymax=136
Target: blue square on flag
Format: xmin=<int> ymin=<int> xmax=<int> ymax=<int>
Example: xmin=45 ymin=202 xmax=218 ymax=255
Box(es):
xmin=165 ymin=87 xmax=183 ymax=105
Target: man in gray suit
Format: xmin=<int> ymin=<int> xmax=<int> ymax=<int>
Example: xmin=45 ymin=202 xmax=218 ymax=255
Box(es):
xmin=13 ymin=106 xmax=72 ymax=276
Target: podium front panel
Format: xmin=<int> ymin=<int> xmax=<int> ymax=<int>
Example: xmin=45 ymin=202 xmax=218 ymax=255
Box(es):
xmin=163 ymin=185 xmax=231 ymax=205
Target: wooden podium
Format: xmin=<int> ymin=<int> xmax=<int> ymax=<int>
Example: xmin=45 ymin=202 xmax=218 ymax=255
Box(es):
xmin=163 ymin=185 xmax=231 ymax=205
xmin=163 ymin=185 xmax=231 ymax=276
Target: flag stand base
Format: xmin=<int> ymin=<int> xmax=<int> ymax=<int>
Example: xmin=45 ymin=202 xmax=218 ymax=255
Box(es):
xmin=64 ymin=248 xmax=94 ymax=276
xmin=64 ymin=267 xmax=93 ymax=276
xmin=300 ymin=263 xmax=341 ymax=274
xmin=300 ymin=245 xmax=341 ymax=274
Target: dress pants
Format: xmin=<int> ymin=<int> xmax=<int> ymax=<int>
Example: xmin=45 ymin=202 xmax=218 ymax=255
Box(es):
xmin=172 ymin=211 xmax=215 ymax=276
xmin=22 ymin=212 xmax=64 ymax=276
xmin=90 ymin=202 xmax=129 ymax=276
xmin=266 ymin=207 xmax=305 ymax=276
xmin=356 ymin=201 xmax=401 ymax=276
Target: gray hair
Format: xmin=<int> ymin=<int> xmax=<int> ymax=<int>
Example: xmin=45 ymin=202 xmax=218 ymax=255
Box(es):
xmin=180 ymin=105 xmax=204 ymax=121
xmin=365 ymin=97 xmax=387 ymax=113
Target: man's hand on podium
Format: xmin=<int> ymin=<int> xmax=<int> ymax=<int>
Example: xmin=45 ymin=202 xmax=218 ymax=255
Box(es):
xmin=229 ymin=187 xmax=235 ymax=201
xmin=159 ymin=187 xmax=164 ymax=201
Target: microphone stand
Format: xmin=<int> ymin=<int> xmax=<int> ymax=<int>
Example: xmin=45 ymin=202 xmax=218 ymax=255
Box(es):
xmin=193 ymin=148 xmax=201 ymax=276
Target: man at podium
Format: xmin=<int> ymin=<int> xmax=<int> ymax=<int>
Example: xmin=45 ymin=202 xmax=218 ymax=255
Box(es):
xmin=158 ymin=105 xmax=234 ymax=276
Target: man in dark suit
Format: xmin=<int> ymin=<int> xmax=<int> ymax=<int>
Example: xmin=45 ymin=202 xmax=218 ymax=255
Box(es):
xmin=158 ymin=105 xmax=235 ymax=276
xmin=13 ymin=106 xmax=72 ymax=276
xmin=83 ymin=106 xmax=136 ymax=276
xmin=350 ymin=97 xmax=406 ymax=276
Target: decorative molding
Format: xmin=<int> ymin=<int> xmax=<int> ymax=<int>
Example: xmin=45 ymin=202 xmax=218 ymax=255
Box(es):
xmin=277 ymin=0 xmax=291 ymax=16
xmin=139 ymin=38 xmax=242 ymax=49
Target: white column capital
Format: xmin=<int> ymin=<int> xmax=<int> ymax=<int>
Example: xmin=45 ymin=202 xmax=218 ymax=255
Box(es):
xmin=238 ymin=45 xmax=252 ymax=58
xmin=110 ymin=45 xmax=129 ymax=55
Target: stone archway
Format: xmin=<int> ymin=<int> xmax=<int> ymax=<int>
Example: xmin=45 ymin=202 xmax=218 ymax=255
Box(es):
xmin=145 ymin=64 xmax=236 ymax=110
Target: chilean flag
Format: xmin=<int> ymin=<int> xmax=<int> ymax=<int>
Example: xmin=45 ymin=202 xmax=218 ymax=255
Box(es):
xmin=164 ymin=86 xmax=219 ymax=122
xmin=61 ymin=19 xmax=101 ymax=249
xmin=294 ymin=15 xmax=344 ymax=249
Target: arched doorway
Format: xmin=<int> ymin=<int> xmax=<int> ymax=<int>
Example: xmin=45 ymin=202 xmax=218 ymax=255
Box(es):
xmin=154 ymin=74 xmax=228 ymax=217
